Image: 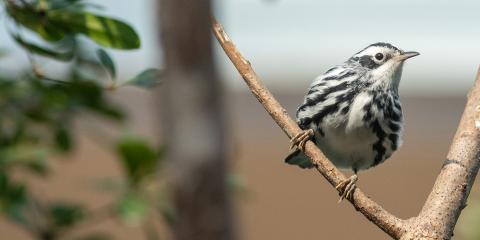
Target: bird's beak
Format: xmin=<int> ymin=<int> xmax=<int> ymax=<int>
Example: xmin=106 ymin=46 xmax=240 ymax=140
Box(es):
xmin=396 ymin=51 xmax=420 ymax=61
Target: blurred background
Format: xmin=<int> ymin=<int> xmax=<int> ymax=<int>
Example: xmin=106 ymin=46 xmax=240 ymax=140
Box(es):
xmin=0 ymin=0 xmax=479 ymax=239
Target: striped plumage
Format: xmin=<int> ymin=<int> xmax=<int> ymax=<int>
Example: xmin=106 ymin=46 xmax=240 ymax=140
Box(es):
xmin=286 ymin=42 xmax=419 ymax=176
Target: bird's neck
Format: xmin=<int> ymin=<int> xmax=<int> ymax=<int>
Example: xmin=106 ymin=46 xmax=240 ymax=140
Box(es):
xmin=368 ymin=62 xmax=404 ymax=94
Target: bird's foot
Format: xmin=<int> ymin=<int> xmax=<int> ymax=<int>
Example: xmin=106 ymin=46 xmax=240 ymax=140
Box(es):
xmin=335 ymin=174 xmax=358 ymax=203
xmin=289 ymin=129 xmax=314 ymax=151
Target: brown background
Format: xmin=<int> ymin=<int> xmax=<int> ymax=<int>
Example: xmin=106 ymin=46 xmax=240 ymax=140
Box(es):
xmin=0 ymin=89 xmax=478 ymax=240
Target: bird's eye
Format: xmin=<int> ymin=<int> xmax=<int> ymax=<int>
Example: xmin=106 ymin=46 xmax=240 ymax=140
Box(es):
xmin=375 ymin=53 xmax=384 ymax=61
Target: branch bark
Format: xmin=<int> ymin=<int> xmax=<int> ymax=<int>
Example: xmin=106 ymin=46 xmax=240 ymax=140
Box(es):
xmin=211 ymin=17 xmax=480 ymax=240
xmin=400 ymin=70 xmax=480 ymax=239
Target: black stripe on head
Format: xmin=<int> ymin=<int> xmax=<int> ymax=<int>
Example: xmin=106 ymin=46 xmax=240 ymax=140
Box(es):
xmin=369 ymin=42 xmax=400 ymax=51
xmin=353 ymin=42 xmax=400 ymax=56
xmin=350 ymin=42 xmax=401 ymax=69
xmin=358 ymin=55 xmax=380 ymax=69
xmin=349 ymin=55 xmax=381 ymax=69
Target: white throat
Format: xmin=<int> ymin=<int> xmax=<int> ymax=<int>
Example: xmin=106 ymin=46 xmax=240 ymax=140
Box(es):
xmin=369 ymin=60 xmax=404 ymax=93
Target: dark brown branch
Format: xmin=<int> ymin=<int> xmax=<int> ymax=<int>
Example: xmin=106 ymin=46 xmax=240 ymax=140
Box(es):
xmin=211 ymin=17 xmax=406 ymax=239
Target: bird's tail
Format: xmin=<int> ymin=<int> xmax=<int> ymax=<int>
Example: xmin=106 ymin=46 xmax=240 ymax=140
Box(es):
xmin=285 ymin=149 xmax=314 ymax=169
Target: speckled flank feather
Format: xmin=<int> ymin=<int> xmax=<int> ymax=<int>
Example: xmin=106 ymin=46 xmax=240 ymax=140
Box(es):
xmin=286 ymin=42 xmax=412 ymax=173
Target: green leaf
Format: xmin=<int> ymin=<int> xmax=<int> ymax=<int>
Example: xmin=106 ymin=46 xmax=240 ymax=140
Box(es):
xmin=97 ymin=49 xmax=116 ymax=79
xmin=0 ymin=172 xmax=28 ymax=226
xmin=54 ymin=126 xmax=72 ymax=152
xmin=6 ymin=2 xmax=140 ymax=48
xmin=49 ymin=203 xmax=85 ymax=228
xmin=124 ymin=69 xmax=162 ymax=89
xmin=58 ymin=80 xmax=124 ymax=120
xmin=117 ymin=193 xmax=148 ymax=224
xmin=48 ymin=10 xmax=141 ymax=49
xmin=10 ymin=34 xmax=74 ymax=61
xmin=5 ymin=3 xmax=65 ymax=41
xmin=116 ymin=136 xmax=159 ymax=185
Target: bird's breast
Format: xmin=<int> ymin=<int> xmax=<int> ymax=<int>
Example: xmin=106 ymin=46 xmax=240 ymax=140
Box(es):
xmin=316 ymin=91 xmax=404 ymax=171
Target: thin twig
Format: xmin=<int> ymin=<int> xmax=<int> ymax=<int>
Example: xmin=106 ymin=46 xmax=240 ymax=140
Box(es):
xmin=210 ymin=17 xmax=406 ymax=239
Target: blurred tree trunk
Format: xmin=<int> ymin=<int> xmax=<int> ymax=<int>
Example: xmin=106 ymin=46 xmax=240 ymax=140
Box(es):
xmin=157 ymin=1 xmax=234 ymax=240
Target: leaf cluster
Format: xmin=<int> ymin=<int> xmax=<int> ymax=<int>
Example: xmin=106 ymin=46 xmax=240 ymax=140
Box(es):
xmin=0 ymin=0 xmax=170 ymax=239
xmin=4 ymin=0 xmax=161 ymax=88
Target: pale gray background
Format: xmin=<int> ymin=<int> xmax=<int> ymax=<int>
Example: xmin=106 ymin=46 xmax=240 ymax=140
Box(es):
xmin=1 ymin=0 xmax=479 ymax=96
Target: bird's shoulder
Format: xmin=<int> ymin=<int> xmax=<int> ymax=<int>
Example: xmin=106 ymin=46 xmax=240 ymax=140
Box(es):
xmin=295 ymin=64 xmax=365 ymax=130
xmin=307 ymin=64 xmax=365 ymax=94
xmin=315 ymin=64 xmax=366 ymax=83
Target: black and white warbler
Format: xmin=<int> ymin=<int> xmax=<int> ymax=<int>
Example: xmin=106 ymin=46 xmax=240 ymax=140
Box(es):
xmin=285 ymin=42 xmax=419 ymax=201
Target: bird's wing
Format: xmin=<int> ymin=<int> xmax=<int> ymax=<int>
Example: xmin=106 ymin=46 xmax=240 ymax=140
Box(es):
xmin=295 ymin=65 xmax=361 ymax=130
xmin=286 ymin=65 xmax=362 ymax=169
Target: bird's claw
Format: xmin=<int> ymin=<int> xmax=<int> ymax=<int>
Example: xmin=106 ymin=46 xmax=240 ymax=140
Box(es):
xmin=335 ymin=174 xmax=358 ymax=203
xmin=289 ymin=129 xmax=314 ymax=151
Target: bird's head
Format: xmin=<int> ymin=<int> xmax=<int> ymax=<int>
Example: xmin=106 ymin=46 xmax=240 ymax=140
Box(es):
xmin=348 ymin=42 xmax=419 ymax=91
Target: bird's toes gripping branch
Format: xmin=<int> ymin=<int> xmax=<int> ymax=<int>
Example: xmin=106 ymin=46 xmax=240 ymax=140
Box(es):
xmin=335 ymin=174 xmax=358 ymax=203
xmin=289 ymin=129 xmax=314 ymax=151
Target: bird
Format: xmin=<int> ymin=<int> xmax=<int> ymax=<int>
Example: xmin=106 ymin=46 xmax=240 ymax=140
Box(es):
xmin=285 ymin=42 xmax=419 ymax=201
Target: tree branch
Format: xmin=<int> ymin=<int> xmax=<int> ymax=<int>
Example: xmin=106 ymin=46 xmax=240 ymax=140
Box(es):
xmin=211 ymin=17 xmax=480 ymax=240
xmin=400 ymin=70 xmax=480 ymax=240
xmin=211 ymin=17 xmax=405 ymax=239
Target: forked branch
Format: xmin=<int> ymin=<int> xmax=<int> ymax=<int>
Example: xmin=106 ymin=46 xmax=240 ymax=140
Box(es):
xmin=400 ymin=69 xmax=480 ymax=239
xmin=211 ymin=17 xmax=480 ymax=240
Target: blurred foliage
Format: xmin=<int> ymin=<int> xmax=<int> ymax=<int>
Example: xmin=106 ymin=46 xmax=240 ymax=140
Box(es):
xmin=74 ymin=233 xmax=113 ymax=240
xmin=124 ymin=69 xmax=163 ymax=89
xmin=116 ymin=136 xmax=163 ymax=187
xmin=0 ymin=0 xmax=167 ymax=239
xmin=0 ymin=1 xmax=243 ymax=239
